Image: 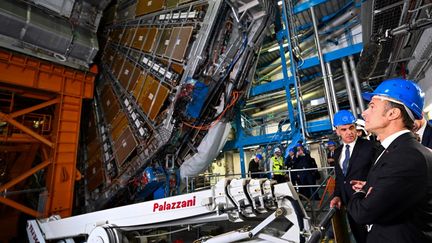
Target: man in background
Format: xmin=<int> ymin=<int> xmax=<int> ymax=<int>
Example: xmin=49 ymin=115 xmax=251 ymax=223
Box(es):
xmin=330 ymin=110 xmax=375 ymax=243
xmin=414 ymin=114 xmax=432 ymax=149
xmin=248 ymin=154 xmax=262 ymax=178
xmin=271 ymin=147 xmax=285 ymax=183
xmin=291 ymin=145 xmax=320 ymax=199
xmin=327 ymin=141 xmax=337 ymax=166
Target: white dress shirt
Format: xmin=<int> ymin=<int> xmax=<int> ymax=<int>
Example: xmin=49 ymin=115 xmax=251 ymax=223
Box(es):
xmin=339 ymin=139 xmax=357 ymax=169
xmin=374 ymin=130 xmax=411 ymax=164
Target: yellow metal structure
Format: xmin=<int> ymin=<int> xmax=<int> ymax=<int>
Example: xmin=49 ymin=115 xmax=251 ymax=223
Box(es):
xmin=0 ymin=48 xmax=96 ymax=241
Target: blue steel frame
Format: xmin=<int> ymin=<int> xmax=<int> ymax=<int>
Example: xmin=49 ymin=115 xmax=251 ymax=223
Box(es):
xmin=295 ymin=0 xmax=354 ymax=32
xmin=225 ymin=0 xmax=362 ymax=173
xmin=251 ymin=43 xmax=363 ymax=96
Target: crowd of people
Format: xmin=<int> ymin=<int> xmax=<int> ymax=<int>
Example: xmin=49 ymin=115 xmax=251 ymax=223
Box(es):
xmin=248 ymin=140 xmax=321 ymax=199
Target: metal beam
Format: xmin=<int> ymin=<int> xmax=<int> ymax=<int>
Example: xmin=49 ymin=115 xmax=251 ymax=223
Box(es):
xmin=250 ymin=78 xmax=292 ymax=96
xmin=300 ymin=43 xmax=363 ymax=69
xmin=250 ymin=43 xmax=363 ymax=97
xmin=0 ymin=196 xmax=39 ymax=217
xmin=0 ymin=144 xmax=32 ymax=152
xmin=0 ymin=133 xmax=39 ymax=143
xmin=10 ymin=97 xmax=60 ymax=118
xmin=0 ymin=112 xmax=54 ymax=147
xmin=224 ymin=120 xmax=332 ymax=150
xmin=307 ymin=119 xmax=332 ymax=133
xmin=224 ymin=132 xmax=291 ymax=150
xmin=0 ymin=160 xmax=51 ymax=192
xmin=295 ymin=0 xmax=354 ymax=31
xmin=294 ymin=0 xmax=328 ymax=14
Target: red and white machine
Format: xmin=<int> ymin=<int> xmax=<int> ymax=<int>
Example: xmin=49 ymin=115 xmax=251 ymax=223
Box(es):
xmin=27 ymin=179 xmax=311 ymax=242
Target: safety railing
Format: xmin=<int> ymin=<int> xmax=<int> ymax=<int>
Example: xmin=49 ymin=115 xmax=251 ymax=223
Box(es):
xmin=186 ymin=166 xmax=335 ymax=196
xmin=185 ymin=166 xmax=336 ymax=226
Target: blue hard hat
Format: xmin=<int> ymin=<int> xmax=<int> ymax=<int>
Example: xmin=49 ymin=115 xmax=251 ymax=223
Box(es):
xmin=362 ymin=78 xmax=425 ymax=119
xmin=328 ymin=141 xmax=336 ymax=146
xmin=333 ymin=110 xmax=356 ymax=127
xmin=256 ymin=154 xmax=263 ymax=160
xmin=288 ymin=148 xmax=295 ymax=153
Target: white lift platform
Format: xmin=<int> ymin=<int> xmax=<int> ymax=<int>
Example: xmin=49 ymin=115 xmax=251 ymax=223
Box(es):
xmin=27 ymin=179 xmax=312 ymax=242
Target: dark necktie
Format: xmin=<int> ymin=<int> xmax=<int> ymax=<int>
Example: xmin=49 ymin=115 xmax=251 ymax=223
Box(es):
xmin=342 ymin=145 xmax=350 ymax=175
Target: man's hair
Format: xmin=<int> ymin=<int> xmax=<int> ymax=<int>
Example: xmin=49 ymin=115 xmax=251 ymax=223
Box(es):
xmin=384 ymin=101 xmax=414 ymax=130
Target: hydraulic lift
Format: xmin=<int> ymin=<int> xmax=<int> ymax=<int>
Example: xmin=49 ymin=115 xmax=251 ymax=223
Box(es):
xmin=27 ymin=179 xmax=313 ymax=242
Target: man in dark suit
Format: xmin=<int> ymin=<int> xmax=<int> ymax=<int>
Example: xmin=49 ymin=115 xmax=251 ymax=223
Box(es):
xmin=414 ymin=116 xmax=432 ymax=149
xmin=326 ymin=141 xmax=337 ymax=166
xmin=291 ymin=146 xmax=320 ymax=199
xmin=348 ymin=78 xmax=432 ymax=243
xmin=330 ymin=110 xmax=374 ymax=243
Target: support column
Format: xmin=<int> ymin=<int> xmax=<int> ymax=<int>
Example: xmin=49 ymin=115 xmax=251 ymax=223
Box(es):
xmin=341 ymin=58 xmax=357 ymax=114
xmin=348 ymin=55 xmax=365 ymax=113
xmin=310 ymin=6 xmax=334 ymax=123
xmin=326 ymin=62 xmax=339 ymax=113
xmin=45 ymin=95 xmax=83 ymax=217
xmin=279 ymin=1 xmax=305 ymax=140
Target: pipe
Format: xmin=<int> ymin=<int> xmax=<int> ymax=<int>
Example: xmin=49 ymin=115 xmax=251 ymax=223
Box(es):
xmin=307 ymin=207 xmax=338 ymax=243
xmin=250 ymin=76 xmax=348 ymax=118
xmin=257 ymin=8 xmax=358 ymax=77
xmin=311 ymin=6 xmax=334 ymax=123
xmin=259 ymin=9 xmax=358 ymax=54
xmin=348 ymin=55 xmax=365 ymax=113
xmin=341 ymin=58 xmax=357 ymax=114
xmin=326 ymin=62 xmax=339 ymax=113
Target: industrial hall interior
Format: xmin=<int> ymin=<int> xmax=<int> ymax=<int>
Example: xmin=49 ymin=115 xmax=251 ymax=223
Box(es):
xmin=1 ymin=0 xmax=432 ymax=242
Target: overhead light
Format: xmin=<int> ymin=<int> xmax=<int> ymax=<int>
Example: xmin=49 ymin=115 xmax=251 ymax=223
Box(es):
xmin=267 ymin=43 xmax=288 ymax=53
xmin=278 ymin=1 xmax=282 ymax=6
xmin=244 ymin=145 xmax=259 ymax=150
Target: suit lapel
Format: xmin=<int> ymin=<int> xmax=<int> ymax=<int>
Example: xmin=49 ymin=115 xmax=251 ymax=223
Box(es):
xmin=371 ymin=132 xmax=415 ymax=169
xmin=334 ymin=146 xmax=342 ymax=167
xmin=346 ymin=139 xmax=362 ymax=175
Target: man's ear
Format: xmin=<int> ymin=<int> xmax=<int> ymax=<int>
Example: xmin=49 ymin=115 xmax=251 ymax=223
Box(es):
xmin=387 ymin=107 xmax=402 ymax=121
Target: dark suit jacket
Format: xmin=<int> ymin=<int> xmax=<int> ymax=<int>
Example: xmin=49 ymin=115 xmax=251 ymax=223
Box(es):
xmin=421 ymin=121 xmax=432 ymax=149
xmin=348 ymin=132 xmax=432 ymax=243
xmin=327 ymin=150 xmax=336 ymax=166
xmin=333 ymin=138 xmax=374 ymax=205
